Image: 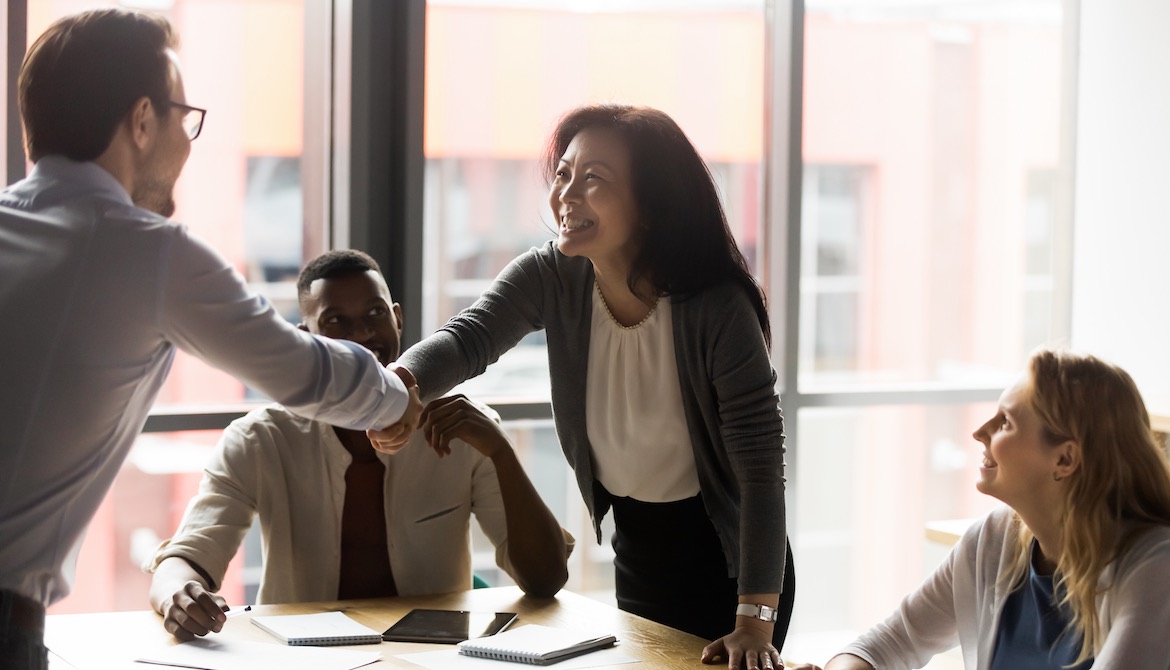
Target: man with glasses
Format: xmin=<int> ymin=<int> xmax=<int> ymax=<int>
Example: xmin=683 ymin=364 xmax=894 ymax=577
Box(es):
xmin=0 ymin=10 xmax=422 ymax=669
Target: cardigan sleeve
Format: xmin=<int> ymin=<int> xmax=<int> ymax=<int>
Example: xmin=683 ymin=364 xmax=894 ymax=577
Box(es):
xmin=398 ymin=246 xmax=554 ymax=402
xmin=1092 ymin=526 xmax=1170 ymax=669
xmin=700 ymin=283 xmax=788 ymax=595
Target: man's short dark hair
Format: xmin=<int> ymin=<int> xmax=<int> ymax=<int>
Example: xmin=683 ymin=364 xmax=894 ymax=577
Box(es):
xmin=19 ymin=8 xmax=177 ymax=162
xmin=297 ymin=249 xmax=385 ymax=302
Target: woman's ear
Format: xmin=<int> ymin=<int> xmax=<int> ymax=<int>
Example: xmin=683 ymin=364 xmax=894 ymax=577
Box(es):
xmin=1054 ymin=439 xmax=1081 ymax=481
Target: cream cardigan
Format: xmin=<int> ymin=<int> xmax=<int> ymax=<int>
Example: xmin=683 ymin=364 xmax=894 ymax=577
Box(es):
xmin=148 ymin=405 xmax=515 ymax=602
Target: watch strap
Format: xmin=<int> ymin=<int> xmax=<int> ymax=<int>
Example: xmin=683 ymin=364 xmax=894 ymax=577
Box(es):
xmin=735 ymin=603 xmax=778 ymax=622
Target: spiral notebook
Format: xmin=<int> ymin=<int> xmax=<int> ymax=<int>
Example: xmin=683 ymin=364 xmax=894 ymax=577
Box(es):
xmin=250 ymin=611 xmax=383 ymax=646
xmin=455 ymin=624 xmax=617 ymax=665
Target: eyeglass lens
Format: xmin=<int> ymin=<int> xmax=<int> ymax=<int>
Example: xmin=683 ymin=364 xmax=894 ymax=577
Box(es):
xmin=181 ymin=110 xmax=203 ymax=140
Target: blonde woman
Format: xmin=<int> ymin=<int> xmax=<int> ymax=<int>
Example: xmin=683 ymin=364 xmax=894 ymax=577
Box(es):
xmin=794 ymin=350 xmax=1170 ymax=670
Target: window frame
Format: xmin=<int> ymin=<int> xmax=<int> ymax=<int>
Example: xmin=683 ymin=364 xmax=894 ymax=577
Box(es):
xmin=771 ymin=0 xmax=1079 ymax=520
xmin=4 ymin=1 xmax=26 ymax=186
xmin=4 ymin=0 xmax=1078 ymax=455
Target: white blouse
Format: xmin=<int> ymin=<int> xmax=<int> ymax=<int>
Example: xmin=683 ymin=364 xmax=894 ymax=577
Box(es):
xmin=586 ymin=284 xmax=700 ymax=502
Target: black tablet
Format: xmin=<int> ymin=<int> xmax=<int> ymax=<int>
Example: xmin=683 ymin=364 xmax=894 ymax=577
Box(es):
xmin=381 ymin=609 xmax=519 ymax=644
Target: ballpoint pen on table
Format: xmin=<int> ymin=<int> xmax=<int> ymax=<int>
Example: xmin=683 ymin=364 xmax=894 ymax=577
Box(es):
xmin=225 ymin=605 xmax=252 ymax=618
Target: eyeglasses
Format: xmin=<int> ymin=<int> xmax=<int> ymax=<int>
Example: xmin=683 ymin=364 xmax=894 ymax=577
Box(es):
xmin=164 ymin=101 xmax=207 ymax=141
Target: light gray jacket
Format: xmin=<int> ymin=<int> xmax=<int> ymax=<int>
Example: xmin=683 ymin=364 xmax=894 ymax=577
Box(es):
xmin=841 ymin=506 xmax=1170 ymax=669
xmin=400 ymin=242 xmax=786 ymax=594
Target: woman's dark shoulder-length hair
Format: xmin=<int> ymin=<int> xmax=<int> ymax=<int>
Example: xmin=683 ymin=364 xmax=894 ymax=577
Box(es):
xmin=541 ymin=103 xmax=770 ymax=344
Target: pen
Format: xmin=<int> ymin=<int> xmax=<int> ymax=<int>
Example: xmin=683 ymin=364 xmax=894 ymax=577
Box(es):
xmin=225 ymin=605 xmax=252 ymax=619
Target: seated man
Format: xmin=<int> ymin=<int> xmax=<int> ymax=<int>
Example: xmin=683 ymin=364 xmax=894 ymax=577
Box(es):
xmin=147 ymin=250 xmax=570 ymax=640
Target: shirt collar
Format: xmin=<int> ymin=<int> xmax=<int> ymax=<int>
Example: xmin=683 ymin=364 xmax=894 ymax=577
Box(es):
xmin=18 ymin=156 xmax=135 ymax=208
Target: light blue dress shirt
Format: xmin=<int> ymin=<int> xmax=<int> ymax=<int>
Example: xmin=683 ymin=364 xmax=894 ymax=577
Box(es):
xmin=0 ymin=157 xmax=408 ymax=606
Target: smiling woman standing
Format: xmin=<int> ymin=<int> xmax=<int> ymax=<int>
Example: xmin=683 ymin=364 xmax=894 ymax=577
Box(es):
xmin=791 ymin=350 xmax=1170 ymax=670
xmin=395 ymin=105 xmax=794 ymax=670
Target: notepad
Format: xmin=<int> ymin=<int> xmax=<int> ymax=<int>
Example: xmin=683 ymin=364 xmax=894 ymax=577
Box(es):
xmin=250 ymin=611 xmax=382 ymax=646
xmin=455 ymin=624 xmax=617 ymax=665
xmin=135 ymin=636 xmax=381 ymax=670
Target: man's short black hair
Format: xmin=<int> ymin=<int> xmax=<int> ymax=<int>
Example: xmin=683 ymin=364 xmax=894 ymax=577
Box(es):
xmin=297 ymin=249 xmax=384 ymax=301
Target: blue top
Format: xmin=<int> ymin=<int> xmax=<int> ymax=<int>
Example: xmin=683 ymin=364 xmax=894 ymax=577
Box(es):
xmin=989 ymin=541 xmax=1093 ymax=670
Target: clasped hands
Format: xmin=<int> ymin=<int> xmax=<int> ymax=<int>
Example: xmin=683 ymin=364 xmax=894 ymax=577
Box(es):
xmin=367 ymin=364 xmax=423 ymax=454
xmin=366 ymin=365 xmax=509 ymax=460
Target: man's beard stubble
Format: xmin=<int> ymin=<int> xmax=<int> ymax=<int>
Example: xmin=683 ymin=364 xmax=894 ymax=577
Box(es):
xmin=132 ymin=144 xmax=179 ymax=218
xmin=132 ymin=179 xmax=177 ymax=218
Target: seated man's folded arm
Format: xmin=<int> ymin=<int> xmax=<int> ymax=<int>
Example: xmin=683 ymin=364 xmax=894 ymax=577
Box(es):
xmin=429 ymin=396 xmax=569 ymax=598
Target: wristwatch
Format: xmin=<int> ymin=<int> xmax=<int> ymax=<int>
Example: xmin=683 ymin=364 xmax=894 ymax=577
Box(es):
xmin=735 ymin=603 xmax=779 ymax=622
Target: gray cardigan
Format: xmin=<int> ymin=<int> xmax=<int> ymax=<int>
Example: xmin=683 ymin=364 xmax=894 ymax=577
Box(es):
xmin=399 ymin=241 xmax=787 ymax=595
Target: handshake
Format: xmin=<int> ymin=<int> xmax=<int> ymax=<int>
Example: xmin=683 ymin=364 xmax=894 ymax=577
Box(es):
xmin=367 ymin=363 xmax=423 ymax=454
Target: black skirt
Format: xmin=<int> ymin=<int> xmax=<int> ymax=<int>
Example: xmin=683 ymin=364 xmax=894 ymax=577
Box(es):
xmin=606 ymin=490 xmax=795 ymax=646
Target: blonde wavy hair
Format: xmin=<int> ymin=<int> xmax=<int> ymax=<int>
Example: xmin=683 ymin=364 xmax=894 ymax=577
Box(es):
xmin=1001 ymin=350 xmax=1170 ymax=664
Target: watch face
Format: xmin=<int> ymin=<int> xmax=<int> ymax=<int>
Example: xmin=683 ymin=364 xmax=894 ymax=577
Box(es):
xmin=737 ymin=604 xmax=777 ymax=621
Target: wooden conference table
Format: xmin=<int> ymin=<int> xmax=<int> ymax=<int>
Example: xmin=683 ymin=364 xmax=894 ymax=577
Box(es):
xmin=1151 ymin=405 xmax=1169 ymax=443
xmin=45 ymin=587 xmax=710 ymax=669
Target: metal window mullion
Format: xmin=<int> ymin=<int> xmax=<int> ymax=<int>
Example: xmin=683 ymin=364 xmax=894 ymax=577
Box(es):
xmin=789 ymin=386 xmax=1003 ymax=410
xmin=345 ymin=0 xmax=425 ymax=348
xmin=302 ymin=0 xmax=333 ymax=263
xmin=142 ymin=398 xmax=553 ymax=434
xmin=142 ymin=407 xmax=253 ymax=433
xmin=1051 ymin=0 xmax=1080 ymax=341
xmin=6 ymin=0 xmax=27 ymax=185
xmin=764 ymin=0 xmax=805 ymax=486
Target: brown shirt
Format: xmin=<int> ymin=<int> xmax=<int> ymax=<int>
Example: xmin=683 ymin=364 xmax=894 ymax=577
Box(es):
xmin=335 ymin=428 xmax=397 ymax=599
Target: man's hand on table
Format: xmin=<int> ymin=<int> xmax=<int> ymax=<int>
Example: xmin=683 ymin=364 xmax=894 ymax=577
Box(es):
xmin=161 ymin=580 xmax=228 ymax=641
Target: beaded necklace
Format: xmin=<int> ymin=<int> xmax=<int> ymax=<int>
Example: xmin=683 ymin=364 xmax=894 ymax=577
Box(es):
xmin=595 ymin=280 xmax=659 ymax=330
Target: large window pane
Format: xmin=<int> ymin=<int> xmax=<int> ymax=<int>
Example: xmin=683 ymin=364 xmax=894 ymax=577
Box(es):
xmin=788 ymin=403 xmax=1002 ymax=660
xmin=424 ymin=0 xmax=766 ymax=400
xmin=788 ymin=4 xmax=1075 ymax=664
xmin=800 ymin=1 xmax=1070 ymax=389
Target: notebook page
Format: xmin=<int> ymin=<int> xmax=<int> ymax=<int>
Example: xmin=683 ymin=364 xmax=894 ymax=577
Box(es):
xmin=135 ymin=636 xmax=380 ymax=670
xmin=251 ymin=611 xmax=382 ymax=646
